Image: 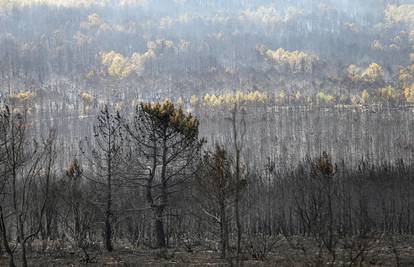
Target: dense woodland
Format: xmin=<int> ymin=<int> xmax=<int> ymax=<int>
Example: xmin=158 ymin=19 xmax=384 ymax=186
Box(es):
xmin=1 ymin=0 xmax=414 ymax=266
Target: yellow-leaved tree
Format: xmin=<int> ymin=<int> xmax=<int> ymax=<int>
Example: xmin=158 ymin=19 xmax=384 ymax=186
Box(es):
xmin=317 ymin=92 xmax=335 ymax=105
xmin=100 ymin=48 xmax=156 ymax=78
xmin=203 ymin=91 xmax=268 ymax=108
xmin=378 ymin=85 xmax=399 ymax=103
xmin=362 ymin=63 xmax=384 ymax=84
xmin=176 ymin=96 xmax=184 ymax=108
xmin=361 ymin=90 xmax=370 ymax=105
xmin=259 ymin=46 xmax=319 ymax=73
xmin=8 ymin=91 xmax=36 ymax=104
xmin=276 ymin=90 xmax=286 ymax=104
xmin=347 ymin=64 xmax=361 ymax=82
xmin=190 ymin=95 xmax=199 ymax=107
xmin=80 ymin=92 xmax=93 ymax=114
xmin=404 ymin=83 xmax=414 ymax=103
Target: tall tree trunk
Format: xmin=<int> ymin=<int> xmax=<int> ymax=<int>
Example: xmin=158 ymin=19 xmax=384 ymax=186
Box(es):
xmin=105 ymin=138 xmax=113 ymax=252
xmin=0 ymin=207 xmax=16 ymax=267
xmin=155 ymin=207 xmax=166 ymax=248
xmin=154 ymin=131 xmax=168 ymax=249
xmin=105 ymin=183 xmax=113 ymax=252
xmin=235 ymin=152 xmax=242 ymax=255
xmin=12 ymin=160 xmax=28 ymax=267
xmin=219 ymin=199 xmax=229 ymax=259
xmin=18 ymin=216 xmax=28 ymax=267
xmin=0 ymin=228 xmax=2 ymax=256
xmin=105 ymin=212 xmax=113 ymax=252
xmin=232 ymin=106 xmax=243 ymax=256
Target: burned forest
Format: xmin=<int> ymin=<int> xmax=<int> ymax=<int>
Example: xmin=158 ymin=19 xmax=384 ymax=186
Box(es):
xmin=1 ymin=0 xmax=414 ymax=266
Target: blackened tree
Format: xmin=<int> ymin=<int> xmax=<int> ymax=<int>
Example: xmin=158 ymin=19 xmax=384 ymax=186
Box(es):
xmin=125 ymin=100 xmax=203 ymax=248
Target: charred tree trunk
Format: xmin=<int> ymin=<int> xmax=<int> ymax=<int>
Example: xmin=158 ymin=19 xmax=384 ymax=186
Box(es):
xmin=17 ymin=216 xmax=28 ymax=267
xmin=232 ymin=105 xmax=244 ymax=256
xmin=105 ymin=160 xmax=113 ymax=252
xmin=219 ymin=199 xmax=229 ymax=259
xmin=155 ymin=207 xmax=166 ymax=248
xmin=0 ymin=207 xmax=16 ymax=267
xmin=105 ymin=206 xmax=113 ymax=252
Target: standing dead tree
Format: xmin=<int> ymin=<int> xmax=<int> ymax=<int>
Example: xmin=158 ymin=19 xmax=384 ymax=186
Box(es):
xmin=0 ymin=106 xmax=15 ymax=267
xmin=193 ymin=145 xmax=239 ymax=259
xmin=231 ymin=103 xmax=247 ymax=257
xmin=0 ymin=106 xmax=55 ymax=267
xmin=124 ymin=101 xmax=203 ymax=248
xmin=293 ymin=152 xmax=339 ymax=263
xmin=59 ymin=158 xmax=100 ymax=263
xmin=81 ymin=105 xmax=125 ymax=252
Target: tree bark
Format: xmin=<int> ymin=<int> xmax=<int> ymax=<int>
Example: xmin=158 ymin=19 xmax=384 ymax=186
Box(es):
xmin=232 ymin=106 xmax=243 ymax=256
xmin=17 ymin=215 xmax=28 ymax=267
xmin=155 ymin=208 xmax=166 ymax=248
xmin=105 ymin=124 xmax=113 ymax=252
xmin=105 ymin=209 xmax=113 ymax=252
xmin=0 ymin=207 xmax=16 ymax=267
xmin=104 ymin=168 xmax=113 ymax=252
xmin=219 ymin=199 xmax=229 ymax=259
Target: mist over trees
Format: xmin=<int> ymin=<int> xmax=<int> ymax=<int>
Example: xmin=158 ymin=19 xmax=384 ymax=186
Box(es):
xmin=1 ymin=0 xmax=414 ymax=266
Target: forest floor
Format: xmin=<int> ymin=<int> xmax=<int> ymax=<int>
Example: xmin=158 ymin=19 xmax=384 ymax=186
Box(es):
xmin=1 ymin=236 xmax=414 ymax=266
